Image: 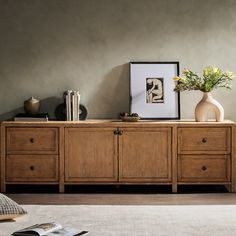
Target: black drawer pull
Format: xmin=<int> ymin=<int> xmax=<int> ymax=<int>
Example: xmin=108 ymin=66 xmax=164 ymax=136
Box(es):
xmin=202 ymin=138 xmax=207 ymax=143
xmin=30 ymin=166 xmax=35 ymax=171
xmin=201 ymin=166 xmax=207 ymax=171
xmin=30 ymin=138 xmax=35 ymax=143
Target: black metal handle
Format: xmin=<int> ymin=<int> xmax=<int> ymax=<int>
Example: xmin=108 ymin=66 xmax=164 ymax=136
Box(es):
xmin=202 ymin=137 xmax=207 ymax=143
xmin=114 ymin=130 xmax=123 ymax=135
xmin=114 ymin=130 xmax=119 ymax=135
xmin=118 ymin=130 xmax=123 ymax=135
xmin=30 ymin=138 xmax=35 ymax=143
xmin=30 ymin=166 xmax=35 ymax=171
xmin=201 ymin=166 xmax=207 ymax=171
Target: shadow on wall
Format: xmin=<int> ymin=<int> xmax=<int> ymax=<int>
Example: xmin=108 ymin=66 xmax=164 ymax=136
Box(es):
xmin=87 ymin=63 xmax=130 ymax=119
xmin=0 ymin=96 xmax=63 ymax=121
xmin=0 ymin=63 xmax=130 ymax=121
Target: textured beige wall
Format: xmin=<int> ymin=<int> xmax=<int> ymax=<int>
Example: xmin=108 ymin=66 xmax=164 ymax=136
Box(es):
xmin=0 ymin=0 xmax=236 ymax=120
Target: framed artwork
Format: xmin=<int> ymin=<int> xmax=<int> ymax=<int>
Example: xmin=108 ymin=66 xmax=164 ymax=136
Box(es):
xmin=130 ymin=62 xmax=180 ymax=119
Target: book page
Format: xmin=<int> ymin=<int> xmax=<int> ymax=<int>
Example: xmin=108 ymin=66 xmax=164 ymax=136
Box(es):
xmin=47 ymin=226 xmax=87 ymax=236
xmin=13 ymin=222 xmax=62 ymax=236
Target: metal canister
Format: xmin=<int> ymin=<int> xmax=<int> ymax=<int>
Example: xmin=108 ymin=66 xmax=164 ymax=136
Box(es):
xmin=24 ymin=97 xmax=40 ymax=114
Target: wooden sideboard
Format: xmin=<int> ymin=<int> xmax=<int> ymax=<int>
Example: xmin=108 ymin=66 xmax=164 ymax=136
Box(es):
xmin=1 ymin=120 xmax=236 ymax=193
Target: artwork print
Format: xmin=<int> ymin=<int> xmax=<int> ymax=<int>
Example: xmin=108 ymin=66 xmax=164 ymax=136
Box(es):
xmin=130 ymin=62 xmax=180 ymax=119
xmin=146 ymin=78 xmax=164 ymax=103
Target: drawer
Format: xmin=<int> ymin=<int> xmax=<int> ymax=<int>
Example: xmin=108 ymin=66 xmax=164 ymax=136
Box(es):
xmin=6 ymin=155 xmax=58 ymax=182
xmin=6 ymin=128 xmax=58 ymax=154
xmin=178 ymin=127 xmax=230 ymax=154
xmin=178 ymin=155 xmax=230 ymax=182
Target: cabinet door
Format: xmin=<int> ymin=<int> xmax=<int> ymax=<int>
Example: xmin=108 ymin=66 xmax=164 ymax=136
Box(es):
xmin=65 ymin=128 xmax=118 ymax=182
xmin=119 ymin=128 xmax=172 ymax=182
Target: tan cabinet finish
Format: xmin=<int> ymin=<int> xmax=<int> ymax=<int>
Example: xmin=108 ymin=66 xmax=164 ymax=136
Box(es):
xmin=6 ymin=155 xmax=58 ymax=181
xmin=1 ymin=124 xmax=59 ymax=192
xmin=0 ymin=120 xmax=236 ymax=193
xmin=6 ymin=128 xmax=58 ymax=154
xmin=178 ymin=127 xmax=230 ymax=154
xmin=119 ymin=128 xmax=171 ymax=182
xmin=65 ymin=128 xmax=118 ymax=182
xmin=178 ymin=126 xmax=231 ymax=186
xmin=178 ymin=155 xmax=230 ymax=182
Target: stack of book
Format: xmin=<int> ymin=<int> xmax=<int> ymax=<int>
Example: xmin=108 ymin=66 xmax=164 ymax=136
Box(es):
xmin=14 ymin=113 xmax=49 ymax=121
xmin=64 ymin=90 xmax=80 ymax=121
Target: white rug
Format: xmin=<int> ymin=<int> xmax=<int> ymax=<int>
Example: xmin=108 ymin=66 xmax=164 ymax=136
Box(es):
xmin=1 ymin=205 xmax=236 ymax=236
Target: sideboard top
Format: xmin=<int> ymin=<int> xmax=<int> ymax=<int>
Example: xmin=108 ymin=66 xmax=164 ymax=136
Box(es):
xmin=1 ymin=119 xmax=235 ymax=128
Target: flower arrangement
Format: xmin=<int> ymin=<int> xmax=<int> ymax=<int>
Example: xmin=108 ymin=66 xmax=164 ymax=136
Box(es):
xmin=173 ymin=67 xmax=234 ymax=92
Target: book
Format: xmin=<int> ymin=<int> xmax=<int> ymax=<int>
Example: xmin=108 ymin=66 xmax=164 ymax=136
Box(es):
xmin=64 ymin=90 xmax=80 ymax=121
xmin=65 ymin=90 xmax=72 ymax=121
xmin=71 ymin=91 xmax=75 ymax=121
xmin=14 ymin=113 xmax=49 ymax=121
xmin=72 ymin=91 xmax=80 ymax=121
xmin=12 ymin=222 xmax=88 ymax=236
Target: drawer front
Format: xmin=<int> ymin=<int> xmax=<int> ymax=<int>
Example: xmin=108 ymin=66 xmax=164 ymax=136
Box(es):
xmin=178 ymin=155 xmax=230 ymax=182
xmin=6 ymin=155 xmax=58 ymax=181
xmin=6 ymin=128 xmax=58 ymax=154
xmin=178 ymin=127 xmax=230 ymax=154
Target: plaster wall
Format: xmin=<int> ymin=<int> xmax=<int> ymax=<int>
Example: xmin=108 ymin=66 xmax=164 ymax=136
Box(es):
xmin=0 ymin=0 xmax=236 ymax=120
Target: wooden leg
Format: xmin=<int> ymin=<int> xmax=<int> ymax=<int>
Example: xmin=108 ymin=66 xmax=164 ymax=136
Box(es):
xmin=59 ymin=184 xmax=65 ymax=193
xmin=59 ymin=127 xmax=65 ymax=193
xmin=224 ymin=184 xmax=231 ymax=192
xmin=231 ymin=127 xmax=236 ymax=192
xmin=172 ymin=126 xmax=178 ymax=194
xmin=172 ymin=184 xmax=177 ymax=193
xmin=1 ymin=183 xmax=6 ymax=193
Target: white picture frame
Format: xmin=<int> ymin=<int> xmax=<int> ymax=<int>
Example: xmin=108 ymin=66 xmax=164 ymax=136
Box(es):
xmin=130 ymin=62 xmax=180 ymax=119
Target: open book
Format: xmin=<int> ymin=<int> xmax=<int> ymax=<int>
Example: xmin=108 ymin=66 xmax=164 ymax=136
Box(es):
xmin=12 ymin=222 xmax=88 ymax=236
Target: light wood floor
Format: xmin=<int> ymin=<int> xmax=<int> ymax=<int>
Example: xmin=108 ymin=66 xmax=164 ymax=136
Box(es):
xmin=7 ymin=193 xmax=236 ymax=205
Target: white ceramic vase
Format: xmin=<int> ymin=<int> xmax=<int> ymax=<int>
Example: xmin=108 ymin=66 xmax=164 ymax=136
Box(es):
xmin=195 ymin=92 xmax=224 ymax=122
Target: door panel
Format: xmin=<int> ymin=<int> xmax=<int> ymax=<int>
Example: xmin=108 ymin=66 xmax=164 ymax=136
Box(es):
xmin=119 ymin=128 xmax=171 ymax=182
